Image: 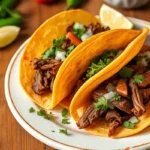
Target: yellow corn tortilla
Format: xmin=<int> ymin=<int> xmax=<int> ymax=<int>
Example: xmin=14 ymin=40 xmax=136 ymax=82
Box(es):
xmin=20 ymin=9 xmax=101 ymax=110
xmin=69 ymin=27 xmax=149 ymax=138
xmin=55 ymin=29 xmax=144 ymax=108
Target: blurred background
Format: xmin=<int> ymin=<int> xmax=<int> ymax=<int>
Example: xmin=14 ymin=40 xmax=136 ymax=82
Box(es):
xmin=0 ymin=0 xmax=150 ymax=150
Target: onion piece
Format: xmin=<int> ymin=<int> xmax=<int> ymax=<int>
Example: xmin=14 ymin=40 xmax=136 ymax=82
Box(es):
xmin=55 ymin=51 xmax=66 ymax=61
xmin=106 ymin=83 xmax=116 ymax=92
xmin=128 ymin=116 xmax=139 ymax=123
xmin=104 ymin=91 xmax=116 ymax=100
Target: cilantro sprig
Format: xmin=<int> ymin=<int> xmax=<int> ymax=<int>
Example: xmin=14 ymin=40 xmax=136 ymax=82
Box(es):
xmin=86 ymin=50 xmax=118 ymax=78
xmin=59 ymin=129 xmax=68 ymax=135
xmin=112 ymin=93 xmax=121 ymax=101
xmin=41 ymin=36 xmax=65 ymax=59
xmin=29 ymin=107 xmax=35 ymax=113
xmin=61 ymin=108 xmax=68 ymax=117
xmin=133 ymin=74 xmax=145 ymax=84
xmin=93 ymin=97 xmax=108 ymax=111
xmin=62 ymin=118 xmax=70 ymax=124
xmin=37 ymin=109 xmax=54 ymax=120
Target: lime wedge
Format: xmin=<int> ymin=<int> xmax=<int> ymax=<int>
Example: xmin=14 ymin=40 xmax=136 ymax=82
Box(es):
xmin=99 ymin=4 xmax=134 ymax=29
xmin=0 ymin=26 xmax=20 ymax=48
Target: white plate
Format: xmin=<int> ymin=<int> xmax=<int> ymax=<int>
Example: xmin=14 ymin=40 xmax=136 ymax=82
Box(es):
xmin=5 ymin=17 xmax=150 ymax=150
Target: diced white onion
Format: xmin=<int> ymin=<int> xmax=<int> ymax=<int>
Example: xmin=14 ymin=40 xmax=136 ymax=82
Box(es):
xmin=106 ymin=83 xmax=116 ymax=92
xmin=81 ymin=29 xmax=93 ymax=42
xmin=104 ymin=91 xmax=116 ymax=100
xmin=128 ymin=116 xmax=139 ymax=123
xmin=73 ymin=22 xmax=85 ymax=30
xmin=55 ymin=51 xmax=66 ymax=61
xmin=137 ymin=57 xmax=148 ymax=66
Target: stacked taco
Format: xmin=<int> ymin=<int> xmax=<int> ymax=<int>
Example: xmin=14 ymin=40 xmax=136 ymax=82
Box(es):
xmin=69 ymin=28 xmax=149 ymax=138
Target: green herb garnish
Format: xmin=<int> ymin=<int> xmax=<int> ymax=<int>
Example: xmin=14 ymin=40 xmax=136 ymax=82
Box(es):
xmin=112 ymin=93 xmax=121 ymax=101
xmin=53 ymin=36 xmax=65 ymax=47
xmin=118 ymin=67 xmax=134 ymax=78
xmin=62 ymin=118 xmax=70 ymax=124
xmin=41 ymin=47 xmax=56 ymax=59
xmin=123 ymin=121 xmax=136 ymax=129
xmin=73 ymin=28 xmax=86 ymax=38
xmin=44 ymin=112 xmax=54 ymax=120
xmin=66 ymin=45 xmax=75 ymax=57
xmin=133 ymin=74 xmax=145 ymax=84
xmin=86 ymin=59 xmax=106 ymax=78
xmin=37 ymin=109 xmax=47 ymax=116
xmin=93 ymin=97 xmax=108 ymax=111
xmin=62 ymin=108 xmax=68 ymax=117
xmin=29 ymin=107 xmax=35 ymax=113
xmin=51 ymin=130 xmax=55 ymax=132
xmin=37 ymin=109 xmax=54 ymax=120
xmin=59 ymin=129 xmax=68 ymax=135
xmin=86 ymin=50 xmax=118 ymax=78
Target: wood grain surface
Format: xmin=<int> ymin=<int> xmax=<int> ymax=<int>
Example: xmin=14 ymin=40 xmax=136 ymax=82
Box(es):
xmin=0 ymin=0 xmax=150 ymax=149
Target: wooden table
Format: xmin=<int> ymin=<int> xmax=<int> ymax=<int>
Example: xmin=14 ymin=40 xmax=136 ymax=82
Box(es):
xmin=0 ymin=0 xmax=150 ymax=149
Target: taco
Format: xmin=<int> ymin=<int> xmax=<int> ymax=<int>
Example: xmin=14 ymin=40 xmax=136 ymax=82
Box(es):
xmin=20 ymin=9 xmax=110 ymax=109
xmin=70 ymin=28 xmax=149 ymax=138
xmin=54 ymin=28 xmax=148 ymax=109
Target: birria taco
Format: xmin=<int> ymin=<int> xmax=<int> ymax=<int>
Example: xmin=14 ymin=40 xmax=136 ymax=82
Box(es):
xmin=70 ymin=28 xmax=149 ymax=138
xmin=20 ymin=9 xmax=110 ymax=109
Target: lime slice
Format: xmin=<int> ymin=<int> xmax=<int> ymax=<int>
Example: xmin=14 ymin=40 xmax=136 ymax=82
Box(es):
xmin=100 ymin=4 xmax=134 ymax=29
xmin=0 ymin=26 xmax=20 ymax=48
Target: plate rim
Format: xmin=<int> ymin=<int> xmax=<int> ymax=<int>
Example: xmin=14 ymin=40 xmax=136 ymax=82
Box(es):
xmin=4 ymin=17 xmax=150 ymax=150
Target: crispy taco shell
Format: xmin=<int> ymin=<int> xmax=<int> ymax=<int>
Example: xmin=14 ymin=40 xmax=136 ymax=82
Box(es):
xmin=69 ymin=28 xmax=149 ymax=138
xmin=20 ymin=9 xmax=100 ymax=109
xmin=55 ymin=29 xmax=147 ymax=108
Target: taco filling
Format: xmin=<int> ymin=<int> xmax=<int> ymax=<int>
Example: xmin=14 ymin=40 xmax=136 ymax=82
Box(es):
xmin=31 ymin=22 xmax=109 ymax=95
xmin=77 ymin=50 xmax=150 ymax=136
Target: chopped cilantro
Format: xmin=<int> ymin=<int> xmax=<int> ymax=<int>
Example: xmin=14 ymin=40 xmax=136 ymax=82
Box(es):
xmin=62 ymin=108 xmax=68 ymax=117
xmin=41 ymin=47 xmax=56 ymax=59
xmin=37 ymin=109 xmax=54 ymax=120
xmin=118 ymin=67 xmax=134 ymax=78
xmin=29 ymin=107 xmax=35 ymax=113
xmin=37 ymin=109 xmax=47 ymax=116
xmin=86 ymin=59 xmax=106 ymax=78
xmin=133 ymin=75 xmax=145 ymax=84
xmin=59 ymin=129 xmax=68 ymax=135
xmin=53 ymin=36 xmax=65 ymax=47
xmin=51 ymin=130 xmax=55 ymax=132
xmin=44 ymin=112 xmax=54 ymax=120
xmin=62 ymin=118 xmax=70 ymax=124
xmin=123 ymin=121 xmax=136 ymax=129
xmin=86 ymin=50 xmax=118 ymax=78
xmin=112 ymin=93 xmax=121 ymax=101
xmin=93 ymin=97 xmax=108 ymax=111
xmin=66 ymin=45 xmax=75 ymax=57
xmin=73 ymin=28 xmax=86 ymax=38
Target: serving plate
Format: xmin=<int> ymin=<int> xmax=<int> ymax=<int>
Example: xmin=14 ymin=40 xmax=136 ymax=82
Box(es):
xmin=5 ymin=17 xmax=150 ymax=150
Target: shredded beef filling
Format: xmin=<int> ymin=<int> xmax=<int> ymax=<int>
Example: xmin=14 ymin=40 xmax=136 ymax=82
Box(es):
xmin=129 ymin=79 xmax=145 ymax=116
xmin=85 ymin=23 xmax=110 ymax=34
xmin=32 ymin=58 xmax=62 ymax=95
xmin=105 ymin=110 xmax=122 ymax=137
xmin=77 ymin=104 xmax=105 ymax=129
xmin=111 ymin=98 xmax=132 ymax=114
